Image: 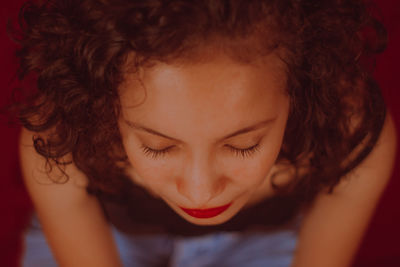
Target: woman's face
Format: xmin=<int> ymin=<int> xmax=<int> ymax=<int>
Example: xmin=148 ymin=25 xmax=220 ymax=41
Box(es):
xmin=118 ymin=54 xmax=290 ymax=226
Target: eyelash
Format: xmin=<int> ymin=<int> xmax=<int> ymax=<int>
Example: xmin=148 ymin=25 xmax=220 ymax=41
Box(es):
xmin=140 ymin=144 xmax=260 ymax=159
xmin=141 ymin=145 xmax=173 ymax=159
xmin=226 ymin=144 xmax=260 ymax=158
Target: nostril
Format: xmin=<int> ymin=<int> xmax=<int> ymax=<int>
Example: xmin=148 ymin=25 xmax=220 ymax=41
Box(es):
xmin=175 ymin=176 xmax=228 ymax=205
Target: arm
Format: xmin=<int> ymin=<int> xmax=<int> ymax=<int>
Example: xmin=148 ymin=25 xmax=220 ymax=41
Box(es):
xmin=292 ymin=113 xmax=397 ymax=267
xmin=20 ymin=128 xmax=122 ymax=267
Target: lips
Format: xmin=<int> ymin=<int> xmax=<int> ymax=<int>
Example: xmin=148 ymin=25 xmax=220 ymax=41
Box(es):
xmin=180 ymin=203 xmax=232 ymax=218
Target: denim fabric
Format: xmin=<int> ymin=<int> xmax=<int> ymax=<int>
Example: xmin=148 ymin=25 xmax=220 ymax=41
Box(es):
xmin=22 ymin=214 xmax=298 ymax=267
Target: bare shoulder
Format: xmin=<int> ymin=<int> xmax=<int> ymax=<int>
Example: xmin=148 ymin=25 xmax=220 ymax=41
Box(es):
xmin=293 ymin=113 xmax=397 ymax=267
xmin=20 ymin=128 xmax=121 ymax=266
xmin=334 ymin=111 xmax=397 ymax=196
xmin=19 ymin=127 xmax=91 ymax=207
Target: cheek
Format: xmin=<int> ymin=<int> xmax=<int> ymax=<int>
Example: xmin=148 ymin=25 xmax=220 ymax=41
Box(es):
xmin=120 ymin=132 xmax=175 ymax=189
xmin=128 ymin=157 xmax=177 ymax=194
xmin=227 ymin=156 xmax=276 ymax=188
xmin=225 ymin=134 xmax=284 ymax=188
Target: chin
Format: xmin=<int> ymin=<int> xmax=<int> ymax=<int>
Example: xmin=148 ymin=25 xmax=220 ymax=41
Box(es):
xmin=179 ymin=212 xmax=234 ymax=226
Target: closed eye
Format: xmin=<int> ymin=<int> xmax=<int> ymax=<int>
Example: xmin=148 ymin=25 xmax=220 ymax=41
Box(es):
xmin=141 ymin=145 xmax=175 ymax=159
xmin=141 ymin=143 xmax=260 ymax=159
xmin=225 ymin=144 xmax=260 ymax=158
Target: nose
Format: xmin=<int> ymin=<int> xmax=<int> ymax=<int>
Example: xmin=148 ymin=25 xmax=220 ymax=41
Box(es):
xmin=176 ymin=153 xmax=224 ymax=207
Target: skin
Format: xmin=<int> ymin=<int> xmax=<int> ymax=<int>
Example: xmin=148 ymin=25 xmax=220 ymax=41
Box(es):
xmin=118 ymin=53 xmax=291 ymax=226
xmin=19 ymin=50 xmax=396 ymax=267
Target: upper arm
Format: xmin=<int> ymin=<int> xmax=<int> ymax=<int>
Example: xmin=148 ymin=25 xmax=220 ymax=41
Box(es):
xmin=19 ymin=128 xmax=121 ymax=267
xmin=292 ymin=113 xmax=397 ymax=267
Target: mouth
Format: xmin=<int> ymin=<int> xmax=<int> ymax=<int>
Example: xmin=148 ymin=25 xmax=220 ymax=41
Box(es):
xmin=180 ymin=203 xmax=232 ymax=219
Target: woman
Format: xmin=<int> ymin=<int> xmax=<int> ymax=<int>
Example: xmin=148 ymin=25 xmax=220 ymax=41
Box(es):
xmin=16 ymin=0 xmax=397 ymax=266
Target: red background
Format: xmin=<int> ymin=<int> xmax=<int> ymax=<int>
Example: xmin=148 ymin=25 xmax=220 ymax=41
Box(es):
xmin=0 ymin=1 xmax=399 ymax=266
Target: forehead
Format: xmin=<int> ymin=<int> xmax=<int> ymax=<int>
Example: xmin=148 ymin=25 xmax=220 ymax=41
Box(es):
xmin=119 ymin=54 xmax=288 ymax=138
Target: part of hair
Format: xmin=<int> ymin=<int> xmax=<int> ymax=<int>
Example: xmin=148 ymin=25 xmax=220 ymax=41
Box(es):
xmin=12 ymin=0 xmax=387 ymax=213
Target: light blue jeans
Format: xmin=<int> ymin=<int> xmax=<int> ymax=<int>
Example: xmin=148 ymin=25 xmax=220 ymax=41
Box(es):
xmin=22 ymin=215 xmax=298 ymax=267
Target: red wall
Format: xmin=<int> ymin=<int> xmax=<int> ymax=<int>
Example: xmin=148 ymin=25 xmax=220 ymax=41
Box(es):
xmin=354 ymin=1 xmax=400 ymax=266
xmin=0 ymin=1 xmax=32 ymax=267
xmin=0 ymin=1 xmax=399 ymax=266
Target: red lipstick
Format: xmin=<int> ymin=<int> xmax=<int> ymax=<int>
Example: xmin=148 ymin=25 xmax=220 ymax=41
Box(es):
xmin=180 ymin=203 xmax=232 ymax=218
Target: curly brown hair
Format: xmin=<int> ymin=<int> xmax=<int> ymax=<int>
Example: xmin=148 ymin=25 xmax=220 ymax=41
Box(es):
xmin=13 ymin=0 xmax=387 ymax=209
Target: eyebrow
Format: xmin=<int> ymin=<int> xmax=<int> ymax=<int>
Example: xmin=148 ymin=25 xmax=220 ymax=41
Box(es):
xmin=124 ymin=118 xmax=276 ymax=142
